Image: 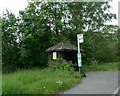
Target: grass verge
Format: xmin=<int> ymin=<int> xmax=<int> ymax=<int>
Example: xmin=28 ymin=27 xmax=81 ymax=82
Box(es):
xmin=0 ymin=73 xmax=2 ymax=95
xmin=2 ymin=68 xmax=81 ymax=94
xmin=83 ymin=62 xmax=118 ymax=71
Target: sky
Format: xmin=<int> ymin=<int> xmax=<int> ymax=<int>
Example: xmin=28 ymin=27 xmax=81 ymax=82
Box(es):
xmin=0 ymin=0 xmax=119 ymax=25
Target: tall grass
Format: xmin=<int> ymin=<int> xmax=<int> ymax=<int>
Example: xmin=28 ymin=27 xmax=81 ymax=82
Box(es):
xmin=0 ymin=73 xmax=2 ymax=95
xmin=83 ymin=62 xmax=118 ymax=71
xmin=3 ymin=62 xmax=118 ymax=94
xmin=2 ymin=68 xmax=81 ymax=94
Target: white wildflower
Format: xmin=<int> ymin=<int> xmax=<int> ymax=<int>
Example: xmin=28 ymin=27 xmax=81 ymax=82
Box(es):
xmin=43 ymin=86 xmax=46 ymax=89
xmin=56 ymin=80 xmax=63 ymax=85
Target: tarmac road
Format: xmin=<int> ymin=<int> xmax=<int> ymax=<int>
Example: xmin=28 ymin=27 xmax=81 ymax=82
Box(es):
xmin=63 ymin=71 xmax=119 ymax=94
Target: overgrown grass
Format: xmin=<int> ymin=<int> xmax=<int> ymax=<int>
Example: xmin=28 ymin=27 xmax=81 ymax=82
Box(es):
xmin=83 ymin=62 xmax=118 ymax=71
xmin=3 ymin=61 xmax=118 ymax=94
xmin=0 ymin=73 xmax=2 ymax=95
xmin=2 ymin=68 xmax=81 ymax=94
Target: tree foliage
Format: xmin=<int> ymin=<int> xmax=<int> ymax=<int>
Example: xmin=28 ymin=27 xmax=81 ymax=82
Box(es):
xmin=2 ymin=11 xmax=20 ymax=72
xmin=91 ymin=25 xmax=118 ymax=63
xmin=1 ymin=1 xmax=118 ymax=72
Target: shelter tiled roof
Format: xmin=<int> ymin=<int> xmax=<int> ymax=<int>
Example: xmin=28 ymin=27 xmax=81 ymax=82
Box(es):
xmin=46 ymin=42 xmax=78 ymax=52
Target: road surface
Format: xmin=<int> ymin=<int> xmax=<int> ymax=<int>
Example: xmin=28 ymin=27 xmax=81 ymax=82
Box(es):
xmin=63 ymin=71 xmax=119 ymax=94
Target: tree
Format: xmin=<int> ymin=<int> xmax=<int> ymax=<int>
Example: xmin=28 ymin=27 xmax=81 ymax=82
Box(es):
xmin=18 ymin=3 xmax=52 ymax=68
xmin=1 ymin=1 xmax=117 ymax=72
xmin=91 ymin=25 xmax=118 ymax=63
xmin=66 ymin=2 xmax=116 ymax=64
xmin=2 ymin=11 xmax=20 ymax=72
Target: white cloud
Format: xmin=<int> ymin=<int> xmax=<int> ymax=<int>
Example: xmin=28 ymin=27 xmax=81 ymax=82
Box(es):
xmin=0 ymin=0 xmax=28 ymax=16
xmin=108 ymin=0 xmax=120 ymax=25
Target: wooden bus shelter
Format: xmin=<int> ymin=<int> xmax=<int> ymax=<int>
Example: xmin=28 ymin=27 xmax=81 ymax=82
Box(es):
xmin=46 ymin=42 xmax=83 ymax=66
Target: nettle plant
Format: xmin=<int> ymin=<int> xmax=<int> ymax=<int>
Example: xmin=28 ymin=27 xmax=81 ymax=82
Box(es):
xmin=51 ymin=58 xmax=74 ymax=72
xmin=51 ymin=58 xmax=81 ymax=79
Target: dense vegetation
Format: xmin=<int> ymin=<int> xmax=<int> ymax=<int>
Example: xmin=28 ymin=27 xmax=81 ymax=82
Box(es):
xmin=2 ymin=61 xmax=118 ymax=94
xmin=3 ymin=69 xmax=81 ymax=94
xmin=3 ymin=60 xmax=81 ymax=94
xmin=1 ymin=1 xmax=119 ymax=73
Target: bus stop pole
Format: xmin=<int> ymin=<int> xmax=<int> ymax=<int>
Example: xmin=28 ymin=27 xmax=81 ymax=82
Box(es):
xmin=77 ymin=36 xmax=81 ymax=74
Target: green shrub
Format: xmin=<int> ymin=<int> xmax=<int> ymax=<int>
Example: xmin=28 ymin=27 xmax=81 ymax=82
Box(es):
xmin=72 ymin=72 xmax=81 ymax=78
xmin=51 ymin=58 xmax=74 ymax=72
xmin=90 ymin=60 xmax=99 ymax=65
xmin=81 ymin=43 xmax=94 ymax=65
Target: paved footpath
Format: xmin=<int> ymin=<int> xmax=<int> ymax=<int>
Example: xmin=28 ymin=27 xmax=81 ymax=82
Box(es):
xmin=63 ymin=71 xmax=119 ymax=94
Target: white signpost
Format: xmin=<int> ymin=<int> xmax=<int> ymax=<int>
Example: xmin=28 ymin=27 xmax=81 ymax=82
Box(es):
xmin=77 ymin=34 xmax=84 ymax=44
xmin=77 ymin=53 xmax=81 ymax=67
xmin=77 ymin=34 xmax=83 ymax=68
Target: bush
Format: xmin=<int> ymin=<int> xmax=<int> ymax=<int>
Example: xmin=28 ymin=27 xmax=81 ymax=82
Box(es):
xmin=2 ymin=64 xmax=18 ymax=74
xmin=72 ymin=72 xmax=81 ymax=78
xmin=81 ymin=43 xmax=94 ymax=65
xmin=90 ymin=59 xmax=99 ymax=65
xmin=51 ymin=58 xmax=74 ymax=72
